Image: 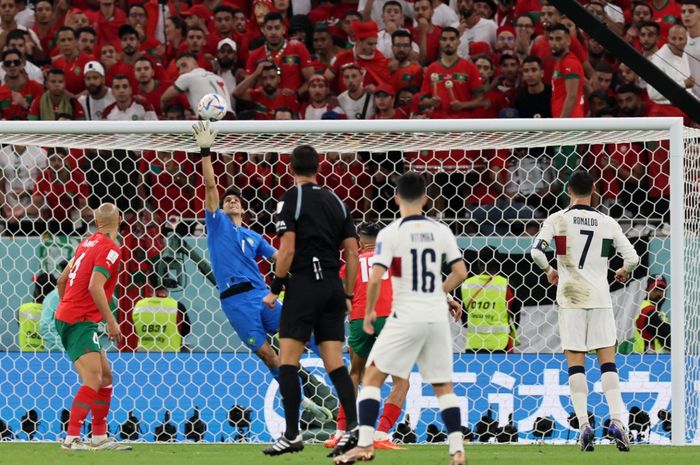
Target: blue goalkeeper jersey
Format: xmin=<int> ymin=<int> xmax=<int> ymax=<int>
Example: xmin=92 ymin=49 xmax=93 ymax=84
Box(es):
xmin=205 ymin=209 xmax=276 ymax=294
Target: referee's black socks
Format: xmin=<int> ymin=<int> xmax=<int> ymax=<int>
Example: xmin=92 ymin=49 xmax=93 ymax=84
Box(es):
xmin=329 ymin=366 xmax=358 ymax=430
xmin=278 ymin=364 xmax=301 ymax=439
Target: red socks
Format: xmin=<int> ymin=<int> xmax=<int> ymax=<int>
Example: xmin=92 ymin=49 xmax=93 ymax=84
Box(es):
xmin=337 ymin=404 xmax=347 ymax=432
xmin=377 ymin=402 xmax=402 ymax=433
xmin=91 ymin=385 xmax=113 ymax=436
xmin=67 ymin=386 xmax=98 ymax=436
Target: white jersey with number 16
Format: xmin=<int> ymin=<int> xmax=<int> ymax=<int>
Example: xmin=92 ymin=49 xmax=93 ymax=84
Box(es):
xmin=373 ymin=215 xmax=463 ymax=323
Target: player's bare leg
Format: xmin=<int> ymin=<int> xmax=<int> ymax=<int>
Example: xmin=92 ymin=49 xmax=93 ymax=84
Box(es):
xmin=432 ymin=383 xmax=466 ymax=465
xmin=564 ymin=350 xmax=594 ymax=451
xmin=62 ymin=352 xmax=103 ymax=450
xmin=596 ymin=346 xmax=630 ymax=452
xmin=89 ymin=352 xmax=131 ymax=451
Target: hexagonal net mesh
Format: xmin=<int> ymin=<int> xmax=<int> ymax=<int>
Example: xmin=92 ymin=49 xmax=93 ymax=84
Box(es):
xmin=0 ymin=119 xmax=694 ymax=444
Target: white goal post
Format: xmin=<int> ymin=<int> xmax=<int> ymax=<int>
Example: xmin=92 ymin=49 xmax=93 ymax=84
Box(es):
xmin=0 ymin=117 xmax=693 ymax=445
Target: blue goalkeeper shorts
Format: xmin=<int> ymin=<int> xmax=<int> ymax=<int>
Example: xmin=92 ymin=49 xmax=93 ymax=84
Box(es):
xmin=221 ymin=289 xmax=281 ymax=352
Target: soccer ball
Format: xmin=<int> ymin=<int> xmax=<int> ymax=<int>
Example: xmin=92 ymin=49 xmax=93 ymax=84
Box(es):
xmin=197 ymin=93 xmax=227 ymax=121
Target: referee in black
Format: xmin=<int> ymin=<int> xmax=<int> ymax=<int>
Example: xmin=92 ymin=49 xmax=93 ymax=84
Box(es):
xmin=262 ymin=145 xmax=360 ymax=457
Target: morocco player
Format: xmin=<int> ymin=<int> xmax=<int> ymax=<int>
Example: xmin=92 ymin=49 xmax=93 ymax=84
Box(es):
xmin=530 ymin=170 xmax=639 ymax=452
xmin=55 ymin=203 xmax=131 ymax=451
xmin=336 ymin=173 xmax=468 ymax=465
xmin=329 ymin=222 xmax=409 ymax=451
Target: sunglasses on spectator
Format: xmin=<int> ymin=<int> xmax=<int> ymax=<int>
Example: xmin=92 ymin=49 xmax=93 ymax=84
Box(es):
xmin=3 ymin=59 xmax=21 ymax=67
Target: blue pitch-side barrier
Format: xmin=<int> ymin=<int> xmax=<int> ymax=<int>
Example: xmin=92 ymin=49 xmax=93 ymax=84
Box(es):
xmin=0 ymin=353 xmax=683 ymax=443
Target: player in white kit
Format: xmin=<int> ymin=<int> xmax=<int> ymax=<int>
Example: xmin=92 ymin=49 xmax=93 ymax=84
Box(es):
xmin=335 ymin=173 xmax=468 ymax=465
xmin=530 ymin=170 xmax=639 ymax=453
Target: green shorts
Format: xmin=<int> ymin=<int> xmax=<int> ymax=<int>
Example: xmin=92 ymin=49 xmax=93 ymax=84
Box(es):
xmin=55 ymin=320 xmax=102 ymax=362
xmin=348 ymin=317 xmax=387 ymax=358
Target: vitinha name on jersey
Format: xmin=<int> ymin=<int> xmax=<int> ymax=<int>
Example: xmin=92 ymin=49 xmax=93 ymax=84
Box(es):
xmin=573 ymin=217 xmax=598 ymax=227
xmin=410 ymin=232 xmax=435 ymax=242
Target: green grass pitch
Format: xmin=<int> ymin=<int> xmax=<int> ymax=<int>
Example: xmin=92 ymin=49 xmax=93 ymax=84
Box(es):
xmin=1 ymin=444 xmax=699 ymax=465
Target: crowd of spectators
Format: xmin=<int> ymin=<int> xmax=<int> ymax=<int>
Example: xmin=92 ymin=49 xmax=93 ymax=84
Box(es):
xmin=0 ymin=0 xmax=684 ymax=236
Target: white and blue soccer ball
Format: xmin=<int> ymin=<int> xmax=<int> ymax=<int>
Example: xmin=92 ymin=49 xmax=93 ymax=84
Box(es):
xmin=197 ymin=93 xmax=227 ymax=121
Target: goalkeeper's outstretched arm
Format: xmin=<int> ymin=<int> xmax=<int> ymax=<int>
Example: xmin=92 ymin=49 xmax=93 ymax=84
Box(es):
xmin=192 ymin=121 xmax=220 ymax=213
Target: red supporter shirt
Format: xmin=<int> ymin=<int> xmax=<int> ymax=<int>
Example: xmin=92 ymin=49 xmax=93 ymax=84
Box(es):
xmin=93 ymin=8 xmax=128 ymax=48
xmin=472 ymin=89 xmax=509 ymax=118
xmin=0 ymin=80 xmax=44 ymax=120
xmin=34 ymin=165 xmax=89 ymax=222
xmin=410 ymin=25 xmax=442 ymax=64
xmin=530 ymin=34 xmax=588 ymax=83
xmin=28 ymin=94 xmax=86 ymax=120
xmin=246 ymin=41 xmax=313 ymax=91
xmin=420 ymin=58 xmax=484 ymax=118
xmin=551 ymin=52 xmax=584 ymax=118
xmin=330 ymin=49 xmax=391 ymax=93
xmin=248 ymin=89 xmax=299 ymax=119
xmin=391 ymin=62 xmax=423 ymax=91
xmin=587 ymin=143 xmax=644 ymax=201
xmin=55 ymin=232 xmax=121 ymax=324
xmin=52 ymin=52 xmax=95 ymax=95
xmin=340 ymin=247 xmax=393 ymax=321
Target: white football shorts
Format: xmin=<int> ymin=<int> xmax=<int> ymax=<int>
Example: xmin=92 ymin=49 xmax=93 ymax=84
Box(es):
xmin=558 ymin=307 xmax=617 ymax=352
xmin=366 ymin=316 xmax=453 ymax=384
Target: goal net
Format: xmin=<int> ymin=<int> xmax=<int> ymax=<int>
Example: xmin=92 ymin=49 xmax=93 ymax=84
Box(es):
xmin=0 ymin=118 xmax=694 ymax=445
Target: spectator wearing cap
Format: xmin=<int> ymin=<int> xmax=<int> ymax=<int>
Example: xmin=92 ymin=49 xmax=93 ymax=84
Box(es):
xmin=93 ymin=0 xmax=127 ymax=47
xmin=390 ymin=30 xmax=423 ymax=91
xmin=127 ymin=4 xmax=164 ymax=61
xmin=337 ymin=62 xmax=375 ymax=119
xmin=215 ymin=38 xmax=241 ymax=100
xmin=648 ymin=24 xmax=695 ymax=110
xmin=377 ymin=1 xmax=419 ymax=59
xmin=419 ymin=27 xmax=484 ymax=118
xmin=102 ymin=75 xmax=157 ymax=120
xmin=28 ymin=68 xmax=85 ymax=120
xmin=327 ymin=21 xmax=391 ymax=93
xmin=494 ymin=24 xmax=515 ymax=60
xmin=0 ymin=49 xmax=43 ymax=120
xmin=234 ymin=60 xmax=299 ymax=119
xmin=135 ymin=56 xmax=175 ymax=116
xmin=456 ymin=0 xmax=497 ymax=58
xmin=514 ymin=57 xmax=551 ymax=118
xmin=76 ymin=26 xmax=97 ymax=55
xmin=300 ymin=74 xmax=344 ymax=120
xmin=78 ymin=61 xmax=115 ymax=120
xmin=311 ymin=24 xmax=341 ymax=75
xmin=530 ymin=2 xmax=591 ymax=83
xmin=358 ymin=0 xmax=413 ymax=29
xmin=0 ymin=0 xmax=41 ymax=52
xmin=412 ymin=0 xmax=442 ymax=64
xmin=162 ymin=54 xmax=232 ymax=117
xmin=32 ymin=0 xmax=58 ymax=55
xmin=3 ymin=30 xmax=43 ymax=84
xmin=246 ymin=12 xmax=314 ymax=94
xmin=51 ymin=26 xmax=95 ymax=95
xmin=372 ymin=83 xmax=407 ymax=118
xmin=430 ymin=0 xmax=459 ymax=27
xmin=471 ymin=56 xmax=508 ymax=118
xmin=64 ymin=8 xmax=90 ymax=33
xmin=32 ymin=147 xmax=90 ymax=235
xmin=682 ymin=0 xmax=700 ymax=99
xmin=182 ymin=4 xmax=213 ymax=33
xmin=625 ymin=276 xmax=671 ymax=353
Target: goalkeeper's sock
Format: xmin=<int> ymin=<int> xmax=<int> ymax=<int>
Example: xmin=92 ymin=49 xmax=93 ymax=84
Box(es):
xmin=91 ymin=385 xmax=113 ymax=437
xmin=357 ymin=386 xmax=381 ymax=448
xmin=67 ymin=385 xmax=98 ymax=436
xmin=601 ymin=363 xmax=624 ymax=423
xmin=377 ymin=402 xmax=402 ymax=434
xmin=278 ymin=364 xmax=301 ymax=440
xmin=568 ymin=366 xmax=589 ymax=427
xmin=438 ymin=393 xmax=464 ymax=455
xmin=336 ymin=404 xmax=347 ymax=432
xmin=329 ymin=366 xmax=357 ymax=430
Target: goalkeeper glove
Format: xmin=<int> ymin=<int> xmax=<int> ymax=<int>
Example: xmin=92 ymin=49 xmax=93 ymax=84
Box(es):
xmin=192 ymin=120 xmax=219 ymax=156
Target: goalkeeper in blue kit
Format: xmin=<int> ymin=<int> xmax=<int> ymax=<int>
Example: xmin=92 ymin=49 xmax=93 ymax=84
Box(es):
xmin=192 ymin=121 xmax=330 ymax=421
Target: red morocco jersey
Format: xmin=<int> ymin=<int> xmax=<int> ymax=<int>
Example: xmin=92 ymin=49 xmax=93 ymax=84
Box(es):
xmin=340 ymin=248 xmax=393 ymax=321
xmin=55 ymin=232 xmax=121 ymax=324
xmin=551 ymin=52 xmax=584 ymax=118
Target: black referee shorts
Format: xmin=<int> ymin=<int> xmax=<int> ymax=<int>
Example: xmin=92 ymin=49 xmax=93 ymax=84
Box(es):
xmin=280 ymin=273 xmax=346 ymax=343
